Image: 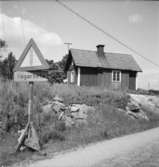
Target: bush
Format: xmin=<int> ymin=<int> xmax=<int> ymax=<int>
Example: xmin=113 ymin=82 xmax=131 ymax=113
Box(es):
xmin=41 ymin=129 xmax=65 ymax=144
xmin=55 ymin=121 xmax=66 ymax=131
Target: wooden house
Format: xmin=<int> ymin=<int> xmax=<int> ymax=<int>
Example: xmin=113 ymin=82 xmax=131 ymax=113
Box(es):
xmin=65 ymin=45 xmax=142 ymax=90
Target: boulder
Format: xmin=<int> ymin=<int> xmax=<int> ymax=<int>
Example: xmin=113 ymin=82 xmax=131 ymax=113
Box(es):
xmin=127 ymin=98 xmax=140 ymax=112
xmin=64 ymin=116 xmax=74 ymax=127
xmin=52 ymin=101 xmax=65 ymax=114
xmin=42 ymin=103 xmax=53 ymax=114
xmin=70 ymin=104 xmax=94 ymax=120
xmin=127 ymin=109 xmax=149 ymax=120
xmin=0 ymin=121 xmax=4 ymax=136
xmin=126 ymin=97 xmax=149 ymax=120
xmin=53 ymin=95 xmax=63 ymax=103
xmin=70 ymin=104 xmax=94 ymax=113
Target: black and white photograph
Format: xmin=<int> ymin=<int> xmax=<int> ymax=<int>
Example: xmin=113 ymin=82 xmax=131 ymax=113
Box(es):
xmin=0 ymin=0 xmax=159 ymax=166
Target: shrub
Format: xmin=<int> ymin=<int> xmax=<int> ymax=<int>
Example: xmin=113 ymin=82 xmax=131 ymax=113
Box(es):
xmin=55 ymin=121 xmax=66 ymax=132
xmin=41 ymin=129 xmax=65 ymax=144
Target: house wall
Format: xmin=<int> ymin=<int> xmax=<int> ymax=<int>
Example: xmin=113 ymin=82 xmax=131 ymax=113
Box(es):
xmin=67 ymin=65 xmax=77 ymax=85
xmin=80 ymin=67 xmax=98 ymax=86
xmin=121 ymin=71 xmax=129 ymax=91
xmin=67 ymin=66 xmax=137 ymax=91
xmin=97 ymin=69 xmax=112 ymax=88
xmin=98 ymin=70 xmax=136 ymax=91
xmin=129 ymin=71 xmax=137 ymax=90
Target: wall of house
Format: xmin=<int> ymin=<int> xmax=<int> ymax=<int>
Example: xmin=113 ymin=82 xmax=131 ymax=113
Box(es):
xmin=80 ymin=68 xmax=132 ymax=91
xmin=80 ymin=67 xmax=98 ymax=86
xmin=98 ymin=70 xmax=132 ymax=91
xmin=67 ymin=65 xmax=77 ymax=85
xmin=121 ymin=71 xmax=129 ymax=91
xmin=97 ymin=69 xmax=112 ymax=89
xmin=67 ymin=66 xmax=137 ymax=91
xmin=129 ymin=71 xmax=137 ymax=90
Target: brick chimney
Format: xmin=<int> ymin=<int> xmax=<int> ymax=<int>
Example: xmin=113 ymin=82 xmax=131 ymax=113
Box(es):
xmin=96 ymin=44 xmax=105 ymax=57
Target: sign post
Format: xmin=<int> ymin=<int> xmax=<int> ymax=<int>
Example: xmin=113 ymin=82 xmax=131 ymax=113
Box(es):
xmin=14 ymin=38 xmax=49 ymax=152
xmin=28 ymin=82 xmax=33 ymax=123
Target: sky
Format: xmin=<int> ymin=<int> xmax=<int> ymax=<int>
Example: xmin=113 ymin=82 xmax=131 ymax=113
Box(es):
xmin=0 ymin=0 xmax=159 ymax=89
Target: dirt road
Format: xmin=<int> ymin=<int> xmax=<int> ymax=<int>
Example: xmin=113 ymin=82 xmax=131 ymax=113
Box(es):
xmin=16 ymin=127 xmax=159 ymax=167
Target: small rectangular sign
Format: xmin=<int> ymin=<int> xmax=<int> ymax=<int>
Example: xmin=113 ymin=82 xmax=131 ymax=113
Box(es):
xmin=14 ymin=71 xmax=48 ymax=82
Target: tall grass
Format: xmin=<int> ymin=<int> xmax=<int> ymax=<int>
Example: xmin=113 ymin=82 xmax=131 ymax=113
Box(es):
xmin=0 ymin=80 xmax=129 ymax=138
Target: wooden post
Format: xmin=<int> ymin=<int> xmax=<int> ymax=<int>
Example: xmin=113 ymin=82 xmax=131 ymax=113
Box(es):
xmin=28 ymin=82 xmax=34 ymax=123
xmin=15 ymin=82 xmax=34 ymax=152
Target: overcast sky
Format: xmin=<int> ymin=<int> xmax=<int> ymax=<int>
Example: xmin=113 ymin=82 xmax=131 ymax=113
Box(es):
xmin=0 ymin=0 xmax=159 ymax=89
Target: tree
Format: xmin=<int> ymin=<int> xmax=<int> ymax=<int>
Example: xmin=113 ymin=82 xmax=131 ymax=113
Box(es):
xmin=0 ymin=39 xmax=7 ymax=49
xmin=0 ymin=39 xmax=7 ymax=58
xmin=57 ymin=54 xmax=68 ymax=71
xmin=45 ymin=59 xmax=65 ymax=84
xmin=1 ymin=52 xmax=17 ymax=80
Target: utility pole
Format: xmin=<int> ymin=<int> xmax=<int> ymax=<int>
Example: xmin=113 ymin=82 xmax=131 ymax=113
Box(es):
xmin=148 ymin=82 xmax=150 ymax=90
xmin=64 ymin=42 xmax=72 ymax=54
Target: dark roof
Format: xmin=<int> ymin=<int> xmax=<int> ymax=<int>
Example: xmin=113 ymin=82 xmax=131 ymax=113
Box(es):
xmin=70 ymin=48 xmax=142 ymax=72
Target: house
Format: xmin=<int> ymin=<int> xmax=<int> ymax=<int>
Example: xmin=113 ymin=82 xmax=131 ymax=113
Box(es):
xmin=64 ymin=45 xmax=142 ymax=90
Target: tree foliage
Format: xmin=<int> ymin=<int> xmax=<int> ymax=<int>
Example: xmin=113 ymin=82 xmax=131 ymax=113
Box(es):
xmin=45 ymin=55 xmax=67 ymax=84
xmin=0 ymin=39 xmax=7 ymax=49
xmin=1 ymin=52 xmax=17 ymax=80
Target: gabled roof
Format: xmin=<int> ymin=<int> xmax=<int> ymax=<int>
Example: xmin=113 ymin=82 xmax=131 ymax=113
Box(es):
xmin=69 ymin=48 xmax=142 ymax=72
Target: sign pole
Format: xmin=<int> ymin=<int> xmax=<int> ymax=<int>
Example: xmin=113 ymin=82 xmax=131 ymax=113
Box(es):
xmin=28 ymin=81 xmax=34 ymax=123
xmin=15 ymin=82 xmax=34 ymax=152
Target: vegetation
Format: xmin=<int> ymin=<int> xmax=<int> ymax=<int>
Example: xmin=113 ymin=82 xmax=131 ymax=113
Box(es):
xmin=1 ymin=81 xmax=159 ymax=166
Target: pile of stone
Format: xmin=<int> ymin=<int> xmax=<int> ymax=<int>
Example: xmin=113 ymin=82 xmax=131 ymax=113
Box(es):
xmin=42 ymin=95 xmax=95 ymax=127
xmin=126 ymin=97 xmax=149 ymax=120
xmin=67 ymin=104 xmax=95 ymax=127
xmin=0 ymin=121 xmax=4 ymax=136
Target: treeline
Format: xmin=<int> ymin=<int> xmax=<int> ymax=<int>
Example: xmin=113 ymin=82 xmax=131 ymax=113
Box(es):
xmin=0 ymin=52 xmax=17 ymax=80
xmin=0 ymin=39 xmax=67 ymax=83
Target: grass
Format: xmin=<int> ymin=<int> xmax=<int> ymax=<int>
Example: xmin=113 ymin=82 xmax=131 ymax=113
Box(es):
xmin=0 ymin=80 xmax=159 ymax=166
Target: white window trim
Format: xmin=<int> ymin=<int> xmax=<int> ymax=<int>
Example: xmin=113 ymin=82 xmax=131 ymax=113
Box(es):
xmin=77 ymin=67 xmax=81 ymax=86
xmin=112 ymin=70 xmax=121 ymax=82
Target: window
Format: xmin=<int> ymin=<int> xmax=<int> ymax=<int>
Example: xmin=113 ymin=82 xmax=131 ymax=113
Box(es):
xmin=112 ymin=71 xmax=121 ymax=82
xmin=70 ymin=70 xmax=75 ymax=83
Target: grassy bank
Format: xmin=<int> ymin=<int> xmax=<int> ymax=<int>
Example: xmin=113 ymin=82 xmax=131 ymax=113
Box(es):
xmin=1 ymin=80 xmax=159 ymax=166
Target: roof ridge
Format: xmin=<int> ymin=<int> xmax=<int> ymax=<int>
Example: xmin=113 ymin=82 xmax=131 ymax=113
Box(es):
xmin=70 ymin=48 xmax=131 ymax=56
xmin=70 ymin=48 xmax=96 ymax=52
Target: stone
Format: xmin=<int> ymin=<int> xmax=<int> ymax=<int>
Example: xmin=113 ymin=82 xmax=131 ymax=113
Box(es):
xmin=70 ymin=104 xmax=94 ymax=113
xmin=127 ymin=98 xmax=140 ymax=112
xmin=125 ymin=96 xmax=149 ymax=120
xmin=42 ymin=103 xmax=52 ymax=114
xmin=127 ymin=109 xmax=149 ymax=120
xmin=53 ymin=95 xmax=63 ymax=103
xmin=64 ymin=116 xmax=74 ymax=127
xmin=52 ymin=101 xmax=65 ymax=114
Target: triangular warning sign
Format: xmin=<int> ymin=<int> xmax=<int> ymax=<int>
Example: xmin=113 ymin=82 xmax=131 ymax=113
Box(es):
xmin=14 ymin=38 xmax=49 ymax=72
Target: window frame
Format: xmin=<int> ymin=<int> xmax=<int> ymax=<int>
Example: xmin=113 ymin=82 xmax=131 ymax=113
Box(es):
xmin=112 ymin=70 xmax=121 ymax=82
